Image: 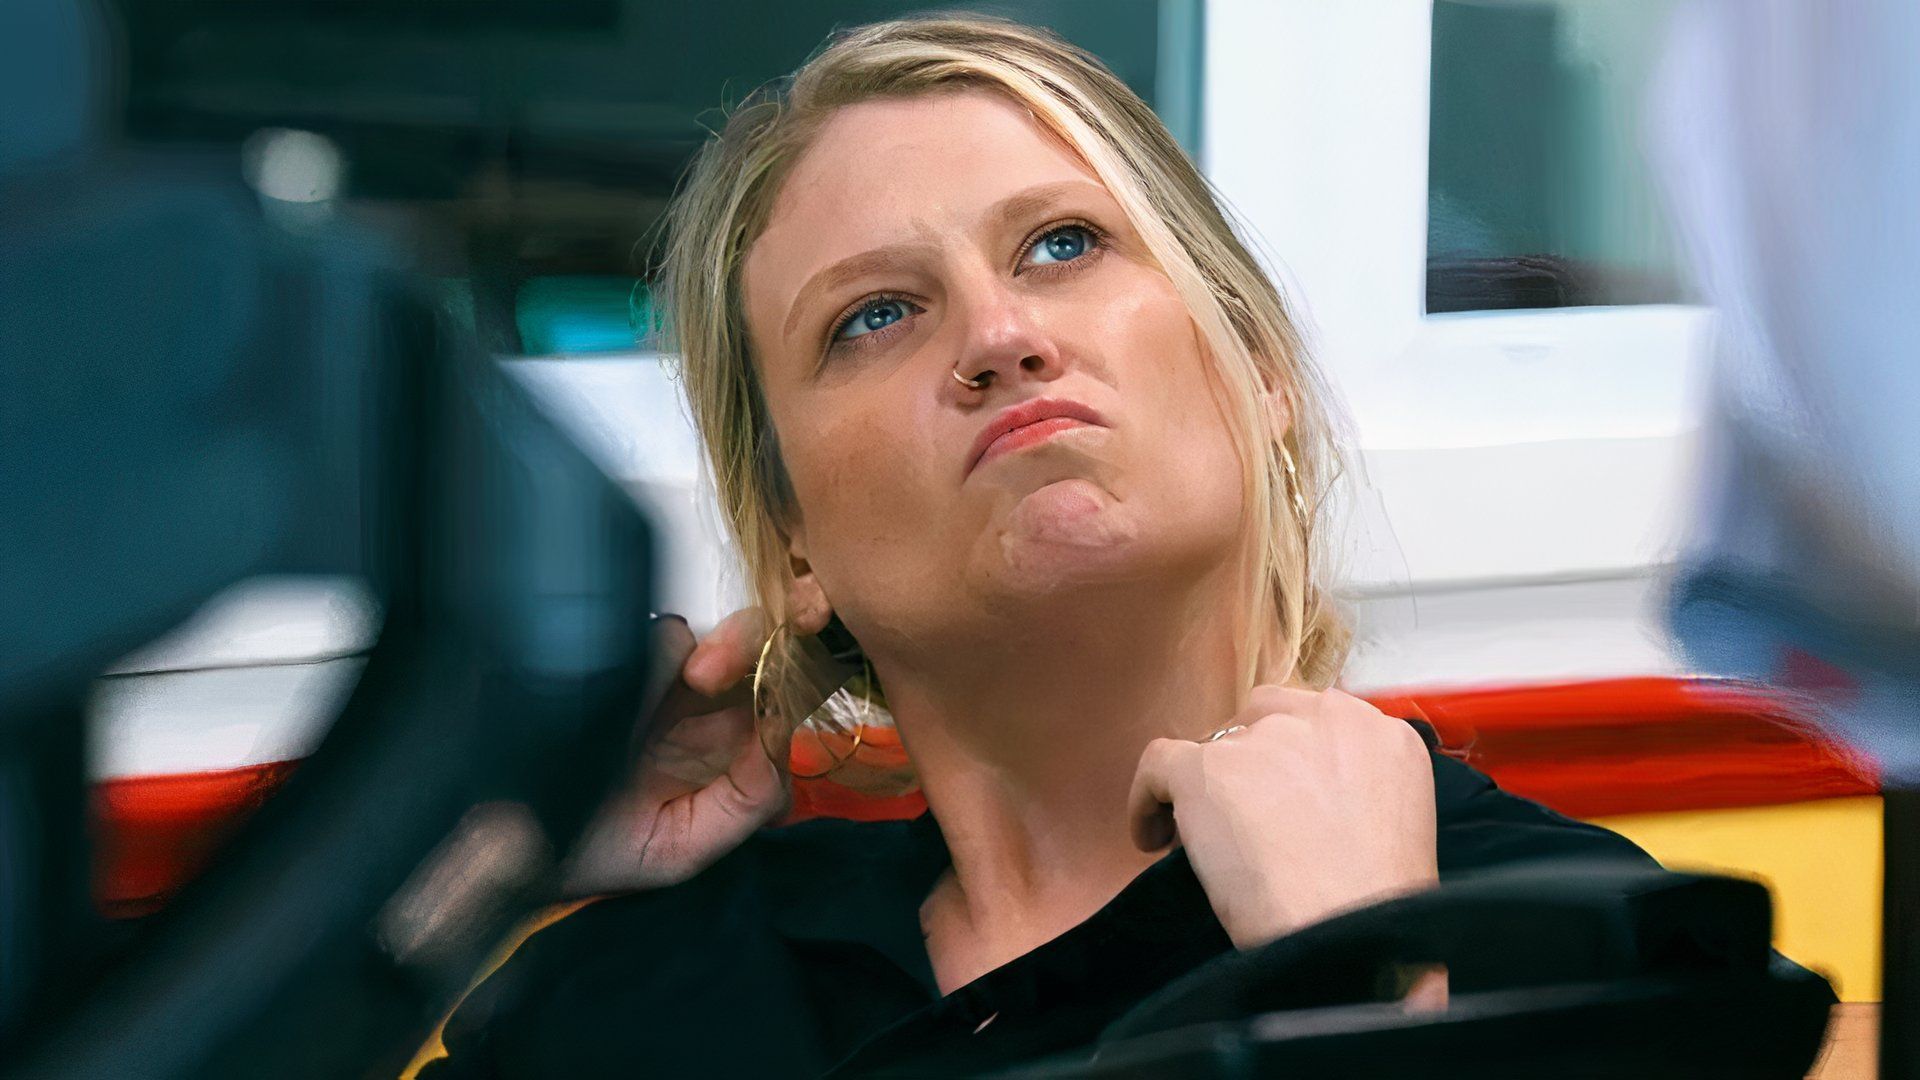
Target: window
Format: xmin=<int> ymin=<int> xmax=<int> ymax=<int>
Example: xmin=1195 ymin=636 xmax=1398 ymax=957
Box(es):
xmin=1427 ymin=0 xmax=1692 ymax=314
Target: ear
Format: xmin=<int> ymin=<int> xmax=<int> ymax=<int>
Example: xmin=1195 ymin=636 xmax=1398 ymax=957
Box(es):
xmin=1258 ymin=381 xmax=1295 ymax=443
xmin=784 ymin=526 xmax=833 ymax=637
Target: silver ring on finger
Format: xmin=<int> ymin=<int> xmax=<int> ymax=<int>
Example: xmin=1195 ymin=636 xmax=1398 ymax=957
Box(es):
xmin=1202 ymin=724 xmax=1248 ymax=743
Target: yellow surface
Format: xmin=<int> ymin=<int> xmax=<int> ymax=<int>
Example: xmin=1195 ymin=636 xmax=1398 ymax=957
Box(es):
xmin=1592 ymin=796 xmax=1882 ymax=1002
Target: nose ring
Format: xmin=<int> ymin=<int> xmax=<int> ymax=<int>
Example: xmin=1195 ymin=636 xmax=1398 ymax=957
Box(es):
xmin=952 ymin=367 xmax=991 ymax=390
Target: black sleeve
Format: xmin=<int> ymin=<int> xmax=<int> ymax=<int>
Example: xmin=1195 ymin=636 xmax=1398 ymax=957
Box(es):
xmin=418 ymin=889 xmax=692 ymax=1080
xmin=1429 ymin=747 xmax=1663 ymax=872
xmin=419 ymin=841 xmax=823 ymax=1080
xmin=1427 ymin=749 xmax=1835 ymax=987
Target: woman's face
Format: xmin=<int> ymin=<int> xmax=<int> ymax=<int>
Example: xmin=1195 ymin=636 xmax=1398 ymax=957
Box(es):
xmin=741 ymin=90 xmax=1250 ymax=656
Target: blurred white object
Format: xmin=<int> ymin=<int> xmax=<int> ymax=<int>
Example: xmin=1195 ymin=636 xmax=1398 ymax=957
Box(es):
xmin=241 ymin=128 xmax=345 ymax=204
xmin=90 ymin=576 xmax=373 ymax=777
xmin=503 ymin=354 xmax=746 ymax=631
xmin=1653 ymin=0 xmax=1920 ymax=778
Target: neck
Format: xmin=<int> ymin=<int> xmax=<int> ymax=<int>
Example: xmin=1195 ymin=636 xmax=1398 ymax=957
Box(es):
xmin=873 ymin=565 xmax=1250 ymax=923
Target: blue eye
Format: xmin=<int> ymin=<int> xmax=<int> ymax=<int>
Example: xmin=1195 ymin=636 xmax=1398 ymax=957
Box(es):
xmin=1026 ymin=225 xmax=1095 ymax=267
xmin=834 ymin=297 xmax=914 ymax=341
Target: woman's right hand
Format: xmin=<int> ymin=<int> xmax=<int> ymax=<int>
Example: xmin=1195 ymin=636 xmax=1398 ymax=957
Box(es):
xmin=563 ymin=608 xmax=790 ymax=896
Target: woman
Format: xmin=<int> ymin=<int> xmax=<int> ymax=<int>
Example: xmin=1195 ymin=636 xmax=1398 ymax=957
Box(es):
xmin=422 ymin=15 xmax=1659 ymax=1077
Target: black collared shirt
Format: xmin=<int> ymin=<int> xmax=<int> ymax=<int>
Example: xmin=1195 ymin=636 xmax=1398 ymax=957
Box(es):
xmin=423 ymin=743 xmax=1660 ymax=1079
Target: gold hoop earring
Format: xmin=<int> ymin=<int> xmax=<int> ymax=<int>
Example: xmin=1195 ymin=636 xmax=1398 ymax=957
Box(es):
xmin=1278 ymin=442 xmax=1310 ymax=524
xmin=753 ymin=620 xmax=874 ymax=781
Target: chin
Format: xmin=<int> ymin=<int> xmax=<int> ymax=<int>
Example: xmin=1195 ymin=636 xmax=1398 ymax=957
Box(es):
xmin=977 ymin=472 xmax=1239 ymax=601
xmin=990 ymin=479 xmax=1148 ymax=591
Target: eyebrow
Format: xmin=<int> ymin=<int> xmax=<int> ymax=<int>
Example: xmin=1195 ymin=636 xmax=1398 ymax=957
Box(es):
xmin=778 ymin=179 xmax=1110 ymax=344
xmin=781 ymin=245 xmax=930 ymax=343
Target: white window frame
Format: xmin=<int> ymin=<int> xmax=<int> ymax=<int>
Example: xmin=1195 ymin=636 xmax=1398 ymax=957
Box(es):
xmin=1202 ymin=0 xmax=1710 ymax=589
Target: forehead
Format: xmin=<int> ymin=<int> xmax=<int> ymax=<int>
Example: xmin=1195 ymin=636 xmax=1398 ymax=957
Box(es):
xmin=742 ymin=90 xmax=1105 ymax=334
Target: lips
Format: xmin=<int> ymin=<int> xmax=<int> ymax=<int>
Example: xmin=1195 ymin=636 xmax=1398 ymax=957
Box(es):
xmin=966 ymin=397 xmax=1109 ymax=474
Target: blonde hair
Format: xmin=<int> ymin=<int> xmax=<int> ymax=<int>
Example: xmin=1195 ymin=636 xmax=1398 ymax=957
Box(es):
xmin=656 ymin=13 xmax=1350 ymax=763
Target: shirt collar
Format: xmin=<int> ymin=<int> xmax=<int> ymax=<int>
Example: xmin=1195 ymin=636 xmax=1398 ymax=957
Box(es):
xmin=762 ymin=812 xmax=951 ymax=997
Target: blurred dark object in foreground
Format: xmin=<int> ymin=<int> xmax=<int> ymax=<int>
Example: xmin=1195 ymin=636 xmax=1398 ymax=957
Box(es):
xmin=0 ymin=0 xmax=657 ymax=1075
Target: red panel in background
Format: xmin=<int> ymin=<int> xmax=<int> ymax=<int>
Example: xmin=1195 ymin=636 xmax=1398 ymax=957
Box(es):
xmin=787 ymin=722 xmax=925 ymax=823
xmin=92 ymin=760 xmax=299 ymax=918
xmin=1364 ymin=676 xmax=1880 ymax=818
xmin=88 ymin=676 xmax=1880 ymax=916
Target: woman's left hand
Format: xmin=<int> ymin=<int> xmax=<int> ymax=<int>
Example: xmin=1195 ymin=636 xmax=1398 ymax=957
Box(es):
xmin=1127 ymin=686 xmax=1439 ymax=951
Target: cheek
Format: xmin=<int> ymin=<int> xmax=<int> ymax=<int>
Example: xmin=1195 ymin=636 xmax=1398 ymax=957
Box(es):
xmin=790 ymin=414 xmax=897 ymax=523
xmin=1110 ymin=284 xmax=1239 ymax=456
xmin=777 ymin=393 xmax=949 ymax=568
xmin=1111 ymin=284 xmax=1248 ymax=517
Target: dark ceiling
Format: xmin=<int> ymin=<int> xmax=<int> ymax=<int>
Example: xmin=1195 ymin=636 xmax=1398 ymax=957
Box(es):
xmin=107 ymin=0 xmax=1187 ymax=281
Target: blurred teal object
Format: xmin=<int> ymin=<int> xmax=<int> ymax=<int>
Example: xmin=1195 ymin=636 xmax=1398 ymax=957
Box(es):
xmin=516 ymin=277 xmax=649 ymax=355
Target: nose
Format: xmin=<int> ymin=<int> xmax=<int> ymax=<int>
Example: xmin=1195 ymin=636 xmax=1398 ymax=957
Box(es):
xmin=945 ymin=278 xmax=1064 ymax=400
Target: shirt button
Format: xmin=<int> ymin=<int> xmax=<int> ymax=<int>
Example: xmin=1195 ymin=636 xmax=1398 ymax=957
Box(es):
xmin=972 ymin=1011 xmax=999 ymax=1035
